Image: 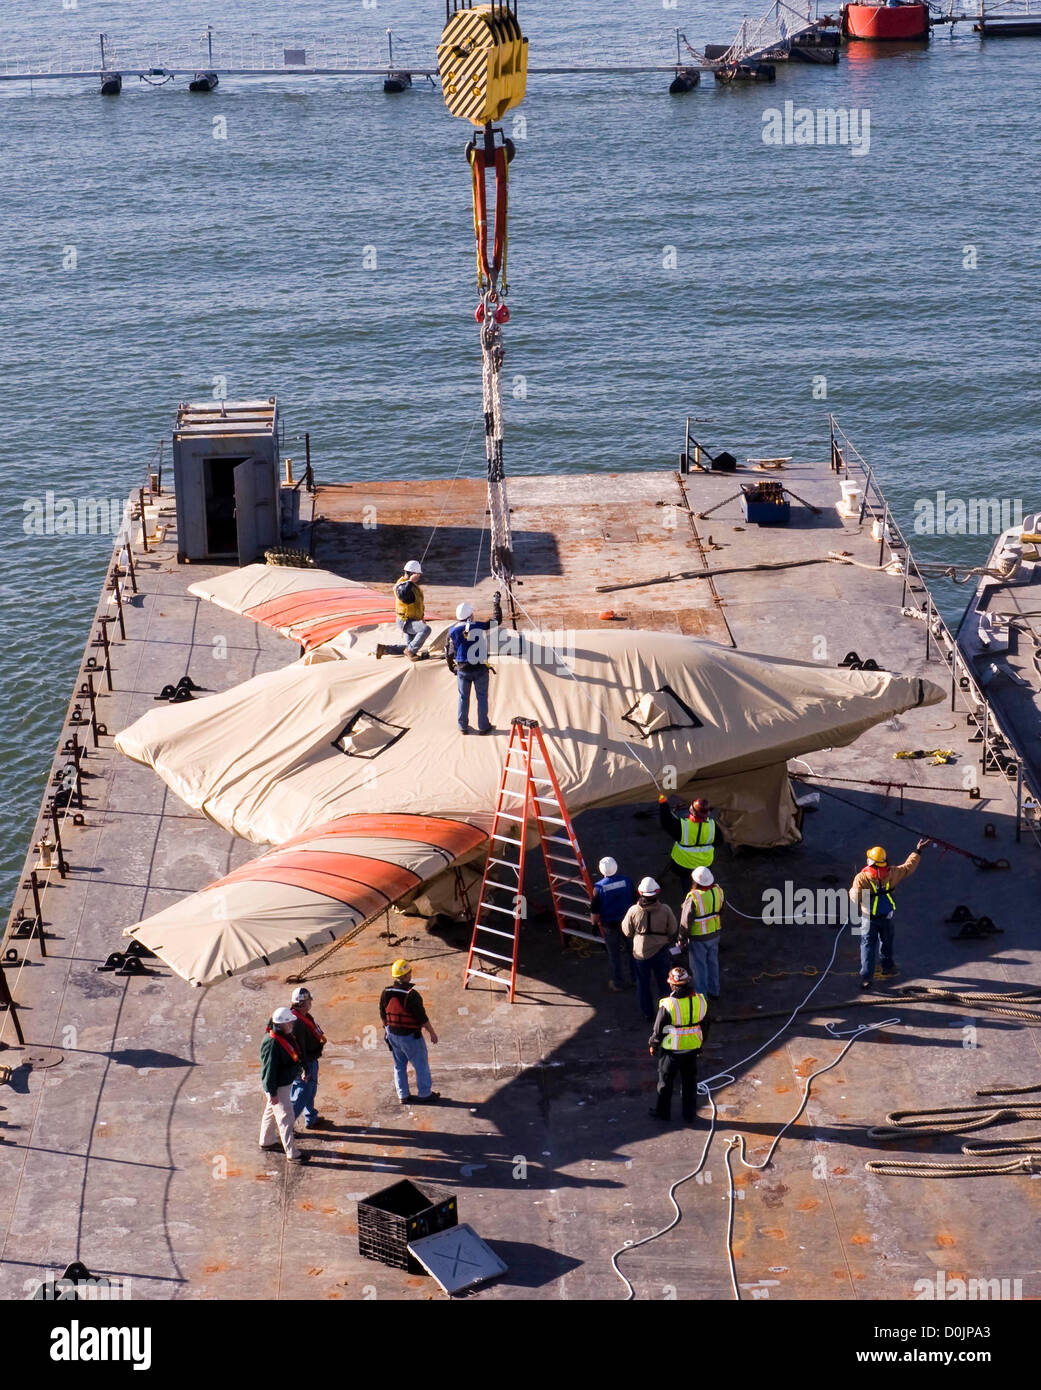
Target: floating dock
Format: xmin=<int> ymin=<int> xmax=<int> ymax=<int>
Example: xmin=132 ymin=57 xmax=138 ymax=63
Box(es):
xmin=3 ymin=423 xmax=1041 ymax=1301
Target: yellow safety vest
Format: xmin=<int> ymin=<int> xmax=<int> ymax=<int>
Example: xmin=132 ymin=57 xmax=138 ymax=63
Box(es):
xmin=866 ymin=873 xmax=896 ymax=920
xmin=685 ymin=884 xmax=723 ymax=937
xmin=671 ymin=815 xmax=716 ymax=870
xmin=394 ymin=576 xmax=425 ymax=621
xmin=659 ymin=992 xmax=706 ymax=1052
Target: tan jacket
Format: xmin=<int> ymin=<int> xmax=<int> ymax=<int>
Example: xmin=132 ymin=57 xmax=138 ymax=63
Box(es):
xmin=620 ymin=900 xmax=679 ymax=961
xmin=849 ymin=852 xmax=920 ymax=915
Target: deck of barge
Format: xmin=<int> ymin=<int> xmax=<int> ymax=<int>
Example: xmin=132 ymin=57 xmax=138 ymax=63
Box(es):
xmin=3 ymin=452 xmax=1041 ymax=1302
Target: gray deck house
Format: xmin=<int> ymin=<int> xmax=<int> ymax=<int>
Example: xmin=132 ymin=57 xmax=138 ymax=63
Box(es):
xmin=172 ymin=398 xmax=281 ymax=564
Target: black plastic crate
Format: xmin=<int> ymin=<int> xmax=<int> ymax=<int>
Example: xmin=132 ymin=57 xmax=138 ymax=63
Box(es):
xmin=357 ymin=1180 xmax=458 ymax=1272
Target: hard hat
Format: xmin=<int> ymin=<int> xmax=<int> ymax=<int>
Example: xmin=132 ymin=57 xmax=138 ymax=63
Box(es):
xmin=667 ymin=965 xmax=691 ymax=987
xmin=866 ymin=846 xmax=887 ymax=865
xmin=271 ymin=1007 xmax=296 ymax=1025
xmin=692 ymin=867 xmax=714 ymax=887
xmin=404 ymin=560 xmax=423 ymax=575
xmin=291 ymin=986 xmax=311 ymax=1004
xmin=391 ymin=958 xmax=412 ymax=978
xmin=456 ymin=601 xmax=475 ymax=620
xmin=637 ymin=876 xmax=660 ymax=896
xmin=691 ymin=798 xmax=709 ymax=816
xmin=598 ymin=856 xmax=618 ymax=877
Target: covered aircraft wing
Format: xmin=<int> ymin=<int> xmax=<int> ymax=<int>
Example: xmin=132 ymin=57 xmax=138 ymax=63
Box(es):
xmin=123 ymin=814 xmax=487 ymax=987
xmin=188 ymin=563 xmax=446 ymax=653
xmin=116 ymin=628 xmax=944 ymax=850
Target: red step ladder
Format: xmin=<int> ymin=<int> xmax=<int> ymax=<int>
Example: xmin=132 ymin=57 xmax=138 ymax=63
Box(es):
xmin=463 ymin=717 xmax=602 ymax=1003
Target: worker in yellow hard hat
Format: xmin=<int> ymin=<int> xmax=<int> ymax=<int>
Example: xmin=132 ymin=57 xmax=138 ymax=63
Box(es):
xmin=378 ymin=960 xmax=441 ymax=1105
xmin=849 ymin=840 xmax=930 ymax=990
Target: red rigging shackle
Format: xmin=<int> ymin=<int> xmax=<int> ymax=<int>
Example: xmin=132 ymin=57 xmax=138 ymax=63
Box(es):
xmin=494 ymin=303 xmax=510 ymax=323
xmin=475 ymin=303 xmax=486 ymax=322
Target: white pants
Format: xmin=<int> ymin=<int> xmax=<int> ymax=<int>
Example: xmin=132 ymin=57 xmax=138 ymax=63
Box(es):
xmin=259 ymin=1084 xmax=299 ymax=1159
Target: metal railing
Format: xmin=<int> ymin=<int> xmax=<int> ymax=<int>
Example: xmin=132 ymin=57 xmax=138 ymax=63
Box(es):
xmin=0 ymin=455 xmax=161 ymax=1048
xmin=828 ymin=414 xmax=1040 ymax=850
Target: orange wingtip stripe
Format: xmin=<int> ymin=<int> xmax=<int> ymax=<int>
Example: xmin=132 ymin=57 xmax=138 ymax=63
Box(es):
xmin=246 ymin=588 xmax=389 ymax=627
xmin=211 ymin=863 xmax=400 ymax=917
xmin=214 ymin=850 xmax=422 ymax=898
xmin=277 ymin=814 xmax=488 ymax=857
xmin=296 ymin=611 xmax=396 ymax=650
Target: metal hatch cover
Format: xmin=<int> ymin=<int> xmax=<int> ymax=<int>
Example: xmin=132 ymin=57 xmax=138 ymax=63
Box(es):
xmin=406 ymin=1224 xmax=508 ymax=1295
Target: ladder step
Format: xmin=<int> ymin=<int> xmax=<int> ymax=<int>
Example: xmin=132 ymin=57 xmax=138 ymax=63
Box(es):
xmin=558 ymin=907 xmax=594 ymax=923
xmin=553 ymin=890 xmax=591 ymax=907
xmin=496 ymin=812 xmax=528 ymax=825
xmin=543 ymin=834 xmax=576 ymax=848
xmin=503 ymin=767 xmax=552 ymax=784
xmin=471 ymin=946 xmax=515 ymax=965
xmin=480 ymin=901 xmax=521 ymax=918
xmin=465 ymin=967 xmax=507 ymax=985
xmin=475 ymin=924 xmax=516 ymax=940
xmin=561 ymin=927 xmax=606 ymax=946
xmin=487 ymin=856 xmax=520 ymax=871
xmin=482 ymin=878 xmax=521 ymax=892
xmin=533 ymin=813 xmax=567 ymax=827
xmin=545 ymin=852 xmax=580 ymax=866
xmin=549 ymin=873 xmax=586 ymax=886
xmin=492 ymin=834 xmax=524 ymax=847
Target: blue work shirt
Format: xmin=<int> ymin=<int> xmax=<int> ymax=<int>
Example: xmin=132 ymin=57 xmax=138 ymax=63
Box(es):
xmin=447 ymin=619 xmax=493 ymax=670
xmin=590 ymin=873 xmax=637 ymax=927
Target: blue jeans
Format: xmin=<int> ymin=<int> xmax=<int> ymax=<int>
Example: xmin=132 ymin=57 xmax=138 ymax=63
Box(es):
xmin=291 ymin=1059 xmax=319 ymax=1125
xmin=602 ymin=924 xmax=635 ymax=987
xmin=634 ymin=946 xmax=673 ymax=1020
xmin=860 ymin=915 xmax=896 ymax=981
xmin=457 ymin=666 xmax=490 ymax=731
xmin=386 ymin=1030 xmax=433 ymax=1099
xmin=386 ymin=618 xmax=431 ymax=655
xmin=688 ymin=933 xmax=720 ymax=996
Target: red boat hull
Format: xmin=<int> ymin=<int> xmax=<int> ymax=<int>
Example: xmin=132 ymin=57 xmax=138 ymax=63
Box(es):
xmin=843 ymin=3 xmax=929 ymax=40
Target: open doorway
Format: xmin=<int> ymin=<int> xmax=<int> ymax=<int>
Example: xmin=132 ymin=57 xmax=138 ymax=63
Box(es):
xmin=203 ymin=456 xmax=247 ymax=556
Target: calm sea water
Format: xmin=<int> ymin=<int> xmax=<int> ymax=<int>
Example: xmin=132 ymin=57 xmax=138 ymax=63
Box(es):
xmin=3 ymin=1 xmax=1040 ymax=903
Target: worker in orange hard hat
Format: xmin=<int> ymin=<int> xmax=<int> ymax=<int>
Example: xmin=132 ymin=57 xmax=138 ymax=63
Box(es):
xmin=849 ymin=840 xmax=930 ymax=990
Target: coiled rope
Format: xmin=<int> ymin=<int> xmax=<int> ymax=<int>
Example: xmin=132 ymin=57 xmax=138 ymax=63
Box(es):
xmin=865 ymin=1083 xmax=1041 ymax=1177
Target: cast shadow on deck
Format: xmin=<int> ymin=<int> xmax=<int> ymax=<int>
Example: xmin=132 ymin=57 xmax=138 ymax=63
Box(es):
xmin=312 ymin=520 xmax=563 ymax=586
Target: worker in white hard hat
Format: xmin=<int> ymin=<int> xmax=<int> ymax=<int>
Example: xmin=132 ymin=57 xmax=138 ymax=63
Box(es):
xmin=590 ymin=855 xmax=637 ymax=992
xmin=377 ymin=559 xmax=431 ymax=661
xmin=680 ymin=865 xmax=725 ymax=999
xmin=849 ymin=839 xmax=930 ymax=990
xmin=620 ymin=876 xmax=681 ymax=1021
xmin=289 ymin=986 xmax=330 ymax=1130
xmin=648 ymin=964 xmax=708 ymax=1123
xmin=444 ymin=592 xmax=502 ymax=734
xmin=259 ymin=1007 xmax=310 ymax=1163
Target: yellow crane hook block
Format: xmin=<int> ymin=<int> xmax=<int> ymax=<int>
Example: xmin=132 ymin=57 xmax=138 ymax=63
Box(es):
xmin=438 ymin=0 xmax=528 ymax=126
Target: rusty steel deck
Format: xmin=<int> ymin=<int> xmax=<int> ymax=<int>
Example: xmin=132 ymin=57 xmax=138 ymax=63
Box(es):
xmin=2 ymin=452 xmax=1040 ymax=1302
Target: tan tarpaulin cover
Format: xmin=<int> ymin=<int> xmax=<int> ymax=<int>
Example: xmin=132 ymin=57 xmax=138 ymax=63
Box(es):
xmin=188 ymin=565 xmax=450 ymax=652
xmin=122 ymin=815 xmax=486 ymax=987
xmin=115 ymin=620 xmax=941 ymax=984
xmin=117 ymin=628 xmax=940 ymax=846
